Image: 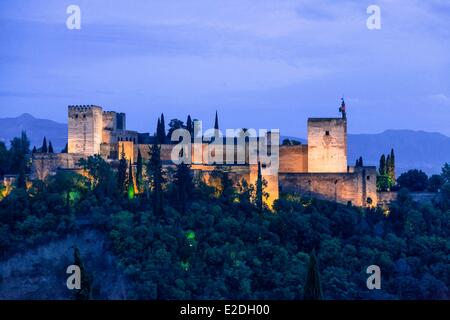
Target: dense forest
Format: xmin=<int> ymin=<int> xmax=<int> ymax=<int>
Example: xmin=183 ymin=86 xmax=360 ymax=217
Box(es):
xmin=0 ymin=133 xmax=449 ymax=299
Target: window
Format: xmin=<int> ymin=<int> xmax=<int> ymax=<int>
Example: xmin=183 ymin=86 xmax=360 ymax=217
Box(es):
xmin=367 ymin=176 xmax=370 ymax=180
xmin=325 ymin=130 xmax=330 ymax=136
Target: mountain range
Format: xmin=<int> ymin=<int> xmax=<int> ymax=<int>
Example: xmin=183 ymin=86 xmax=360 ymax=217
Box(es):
xmin=1 ymin=114 xmax=449 ymax=175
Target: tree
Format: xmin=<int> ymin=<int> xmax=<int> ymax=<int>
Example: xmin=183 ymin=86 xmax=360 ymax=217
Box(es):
xmin=173 ymin=162 xmax=193 ymax=214
xmin=127 ymin=160 xmax=135 ymax=200
xmin=78 ymin=155 xmax=116 ymax=197
xmin=48 ymin=141 xmax=54 ymax=153
xmin=388 ymin=149 xmax=396 ymax=184
xmin=136 ymin=149 xmax=143 ymax=193
xmin=214 ymin=110 xmax=219 ymax=131
xmin=428 ymin=175 xmax=444 ymax=193
xmin=117 ymin=145 xmax=128 ymax=195
xmin=255 ymin=162 xmax=263 ymax=212
xmin=379 ymin=154 xmax=386 ymax=176
xmin=160 ymin=113 xmax=166 ymax=143
xmin=73 ymin=246 xmax=92 ymax=300
xmin=16 ymin=160 xmax=27 ymax=189
xmin=41 ymin=137 xmax=48 ymax=153
xmin=61 ymin=143 xmax=68 ymax=153
xmin=32 ymin=146 xmax=37 ymax=154
xmin=442 ymin=162 xmax=450 ymax=183
xmin=156 ymin=117 xmax=161 ymax=142
xmin=167 ymin=119 xmax=185 ymax=140
xmin=9 ymin=131 xmax=30 ymax=174
xmin=397 ymin=169 xmax=428 ymax=192
xmin=304 ymin=251 xmax=322 ymax=300
xmin=0 ymin=142 xmax=9 ymax=176
xmin=147 ymin=142 xmax=165 ymax=215
xmin=186 ymin=115 xmax=193 ymax=137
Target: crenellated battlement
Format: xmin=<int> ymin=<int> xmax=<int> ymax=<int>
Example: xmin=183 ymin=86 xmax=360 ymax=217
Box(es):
xmin=68 ymin=105 xmax=102 ymax=112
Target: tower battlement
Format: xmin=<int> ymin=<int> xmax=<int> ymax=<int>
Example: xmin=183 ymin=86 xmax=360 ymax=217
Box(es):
xmin=68 ymin=105 xmax=102 ymax=112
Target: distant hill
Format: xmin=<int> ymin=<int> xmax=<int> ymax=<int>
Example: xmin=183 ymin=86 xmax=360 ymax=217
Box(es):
xmin=0 ymin=114 xmax=67 ymax=152
xmin=1 ymin=115 xmax=448 ymax=175
xmin=347 ymin=130 xmax=450 ymax=175
xmin=281 ymin=130 xmax=450 ymax=175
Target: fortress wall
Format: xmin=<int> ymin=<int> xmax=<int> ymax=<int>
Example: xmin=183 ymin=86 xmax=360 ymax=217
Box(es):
xmin=279 ymin=145 xmax=308 ymax=173
xmin=102 ymin=112 xmax=117 ymax=131
xmin=68 ymin=106 xmax=103 ymax=156
xmin=118 ymin=141 xmax=134 ymax=162
xmin=31 ymin=153 xmax=85 ymax=181
xmin=279 ymin=167 xmax=377 ymax=207
xmin=307 ymin=118 xmax=347 ymax=173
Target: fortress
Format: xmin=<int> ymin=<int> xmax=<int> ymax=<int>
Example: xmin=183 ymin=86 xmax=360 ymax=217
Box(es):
xmin=31 ymin=103 xmax=379 ymax=207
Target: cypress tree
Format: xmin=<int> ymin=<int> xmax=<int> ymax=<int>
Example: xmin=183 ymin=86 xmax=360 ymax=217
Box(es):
xmin=147 ymin=141 xmax=164 ymax=215
xmin=174 ymin=162 xmax=192 ymax=214
xmin=389 ymin=148 xmax=396 ymax=183
xmin=359 ymin=156 xmax=363 ymax=167
xmin=62 ymin=143 xmax=68 ymax=153
xmin=117 ymin=145 xmax=128 ymax=195
xmin=304 ymin=251 xmax=322 ymax=300
xmin=379 ymin=154 xmax=386 ymax=176
xmin=186 ymin=115 xmax=193 ymax=138
xmin=41 ymin=137 xmax=48 ymax=153
xmin=136 ymin=149 xmax=143 ymax=193
xmin=160 ymin=113 xmax=166 ymax=143
xmin=16 ymin=160 xmax=27 ymax=189
xmin=127 ymin=160 xmax=135 ymax=200
xmin=214 ymin=110 xmax=219 ymax=130
xmin=255 ymin=161 xmax=263 ymax=212
xmin=48 ymin=141 xmax=54 ymax=153
xmin=73 ymin=246 xmax=92 ymax=300
xmin=156 ymin=117 xmax=161 ymax=142
xmin=32 ymin=146 xmax=37 ymax=154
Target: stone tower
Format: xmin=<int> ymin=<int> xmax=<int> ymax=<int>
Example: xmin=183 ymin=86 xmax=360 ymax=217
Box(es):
xmin=307 ymin=117 xmax=347 ymax=173
xmin=68 ymin=105 xmax=103 ymax=156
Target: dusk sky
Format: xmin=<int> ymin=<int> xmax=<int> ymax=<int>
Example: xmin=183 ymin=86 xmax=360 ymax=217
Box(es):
xmin=1 ymin=0 xmax=450 ymax=137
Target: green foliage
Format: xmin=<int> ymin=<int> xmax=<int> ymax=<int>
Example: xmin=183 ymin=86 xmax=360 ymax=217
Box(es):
xmin=117 ymin=146 xmax=128 ymax=195
xmin=442 ymin=162 xmax=450 ymax=184
xmin=304 ymin=252 xmax=322 ymax=300
xmin=377 ymin=174 xmax=392 ymax=192
xmin=41 ymin=137 xmax=47 ymax=153
xmin=167 ymin=119 xmax=185 ymax=139
xmin=78 ymin=155 xmax=116 ymax=197
xmin=173 ymin=162 xmax=193 ymax=214
xmin=428 ymin=175 xmax=444 ymax=192
xmin=147 ymin=142 xmax=165 ymax=215
xmin=136 ymin=149 xmax=144 ymax=193
xmin=379 ymin=154 xmax=386 ymax=176
xmin=73 ymin=246 xmax=92 ymax=300
xmin=397 ymin=169 xmax=429 ymax=192
xmin=1 ymin=139 xmax=449 ymax=300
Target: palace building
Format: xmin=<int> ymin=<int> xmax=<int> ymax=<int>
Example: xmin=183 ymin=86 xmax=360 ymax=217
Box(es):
xmin=31 ymin=102 xmax=378 ymax=208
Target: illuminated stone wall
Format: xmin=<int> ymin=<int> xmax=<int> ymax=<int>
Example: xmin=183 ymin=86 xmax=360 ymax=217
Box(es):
xmin=279 ymin=145 xmax=308 ymax=173
xmin=307 ymin=118 xmax=347 ymax=173
xmin=68 ymin=105 xmax=103 ymax=156
xmin=279 ymin=166 xmax=377 ymax=207
xmin=118 ymin=141 xmax=134 ymax=162
xmin=31 ymin=153 xmax=85 ymax=181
